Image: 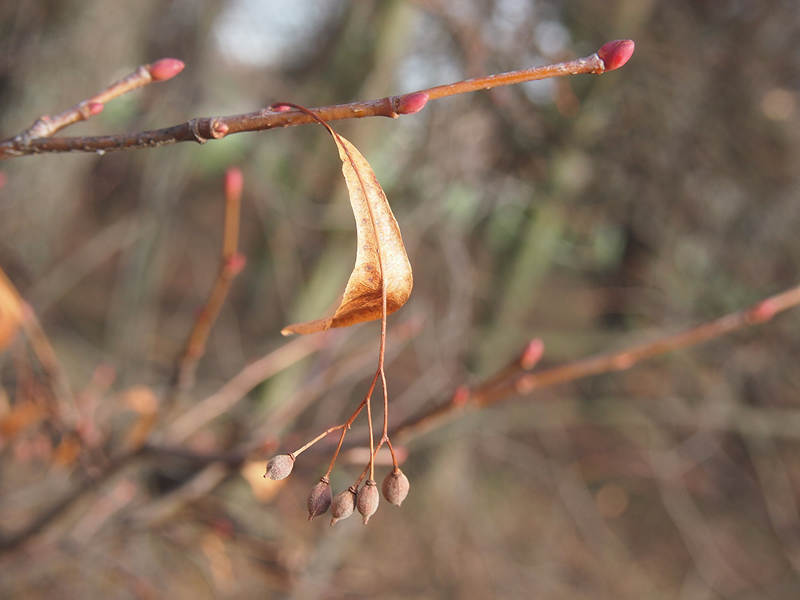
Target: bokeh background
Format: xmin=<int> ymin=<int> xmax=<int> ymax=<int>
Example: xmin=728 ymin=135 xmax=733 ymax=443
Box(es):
xmin=2 ymin=1 xmax=800 ymax=598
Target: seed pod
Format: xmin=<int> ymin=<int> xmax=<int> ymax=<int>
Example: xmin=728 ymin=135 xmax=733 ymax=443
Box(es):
xmin=381 ymin=468 xmax=410 ymax=506
xmin=264 ymin=453 xmax=295 ymax=480
xmin=307 ymin=476 xmax=332 ymax=520
xmin=357 ymin=479 xmax=379 ymax=524
xmin=330 ymin=486 xmax=357 ymax=526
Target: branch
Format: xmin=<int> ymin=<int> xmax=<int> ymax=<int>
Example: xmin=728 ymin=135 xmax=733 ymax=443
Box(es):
xmin=391 ymin=285 xmax=800 ymax=442
xmin=165 ymin=334 xmax=325 ymax=443
xmin=147 ymin=285 xmax=800 ymax=474
xmin=173 ymin=167 xmax=246 ymax=392
xmin=123 ymin=169 xmax=246 ymax=450
xmin=0 ymin=40 xmax=634 ymax=159
xmin=8 ymin=58 xmax=184 ymax=145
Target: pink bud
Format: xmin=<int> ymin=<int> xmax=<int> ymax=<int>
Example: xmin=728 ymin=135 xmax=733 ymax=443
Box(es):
xmin=270 ymin=103 xmax=294 ymax=112
xmin=226 ymin=252 xmax=246 ymax=275
xmin=749 ymin=298 xmax=779 ymax=324
xmin=611 ymin=354 xmax=635 ymax=371
xmin=516 ymin=375 xmax=534 ymax=394
xmin=451 ymin=385 xmax=470 ymax=407
xmin=211 ymin=121 xmax=229 ymax=138
xmin=88 ymin=102 xmax=104 ymax=116
xmin=597 ymin=39 xmax=635 ymax=72
xmin=396 ymin=92 xmax=429 ymax=115
xmin=520 ymin=338 xmax=544 ymax=370
xmin=225 ymin=167 xmax=243 ymax=199
xmin=148 ymin=58 xmax=185 ymax=81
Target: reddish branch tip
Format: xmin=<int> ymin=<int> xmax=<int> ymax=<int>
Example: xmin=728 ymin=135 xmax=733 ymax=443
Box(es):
xmin=88 ymin=102 xmax=104 ymax=116
xmin=451 ymin=385 xmax=470 ymax=407
xmin=396 ymin=92 xmax=429 ymax=115
xmin=520 ymin=338 xmax=544 ymax=370
xmin=0 ymin=172 xmax=6 ymax=190
xmin=225 ymin=167 xmax=243 ymax=199
xmin=597 ymin=39 xmax=635 ymax=72
xmin=748 ymin=299 xmax=779 ymax=324
xmin=148 ymin=58 xmax=185 ymax=81
xmin=226 ymin=252 xmax=247 ymax=275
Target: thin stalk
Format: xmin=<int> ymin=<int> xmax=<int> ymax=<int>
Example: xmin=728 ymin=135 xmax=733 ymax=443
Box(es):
xmin=291 ymin=424 xmax=346 ymax=458
xmin=323 ymin=370 xmax=380 ymax=477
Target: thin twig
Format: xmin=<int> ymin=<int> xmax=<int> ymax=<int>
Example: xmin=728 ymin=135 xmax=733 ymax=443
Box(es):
xmin=121 ymin=170 xmax=245 ymax=451
xmin=165 ymin=334 xmax=324 ymax=443
xmin=392 ymin=285 xmax=800 ymax=442
xmin=0 ymin=41 xmax=631 ymax=159
xmin=322 ymin=373 xmax=375 ymax=477
xmin=10 ymin=58 xmax=184 ymax=145
xmin=173 ymin=168 xmax=245 ymax=392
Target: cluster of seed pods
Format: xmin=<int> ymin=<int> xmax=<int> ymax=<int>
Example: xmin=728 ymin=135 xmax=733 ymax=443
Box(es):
xmin=265 ymin=453 xmax=409 ymax=526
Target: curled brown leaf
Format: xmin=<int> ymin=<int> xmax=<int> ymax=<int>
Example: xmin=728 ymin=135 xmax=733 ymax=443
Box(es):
xmin=282 ymin=118 xmax=412 ymax=335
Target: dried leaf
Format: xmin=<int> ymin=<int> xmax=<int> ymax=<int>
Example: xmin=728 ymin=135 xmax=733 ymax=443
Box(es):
xmin=282 ymin=130 xmax=412 ymax=335
xmin=0 ymin=268 xmax=24 ymax=351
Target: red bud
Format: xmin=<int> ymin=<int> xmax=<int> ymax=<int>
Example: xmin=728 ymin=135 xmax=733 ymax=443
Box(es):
xmin=396 ymin=92 xmax=429 ymax=115
xmin=225 ymin=167 xmax=243 ymax=199
xmin=520 ymin=338 xmax=544 ymax=370
xmin=226 ymin=252 xmax=246 ymax=275
xmin=88 ymin=102 xmax=104 ymax=116
xmin=749 ymin=298 xmax=779 ymax=324
xmin=451 ymin=385 xmax=470 ymax=407
xmin=211 ymin=121 xmax=230 ymax=138
xmin=597 ymin=40 xmax=635 ymax=72
xmin=148 ymin=58 xmax=185 ymax=81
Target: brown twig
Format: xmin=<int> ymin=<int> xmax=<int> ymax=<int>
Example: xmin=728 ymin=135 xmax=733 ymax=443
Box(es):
xmin=173 ymin=168 xmax=245 ymax=392
xmin=121 ymin=169 xmax=244 ymax=451
xmin=392 ymin=285 xmax=800 ymax=442
xmin=0 ymin=41 xmax=632 ymax=159
xmin=130 ymin=285 xmax=800 ymax=498
xmin=9 ymin=58 xmax=184 ymax=145
xmin=165 ymin=334 xmax=324 ymax=443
